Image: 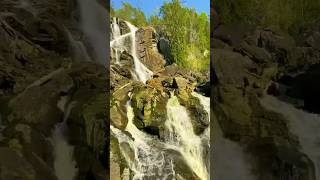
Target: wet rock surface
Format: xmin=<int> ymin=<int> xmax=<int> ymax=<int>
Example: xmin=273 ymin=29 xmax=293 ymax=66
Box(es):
xmin=212 ymin=8 xmax=320 ymax=180
xmin=0 ymin=0 xmax=107 ymax=179
xmin=110 ymin=17 xmax=210 ymax=179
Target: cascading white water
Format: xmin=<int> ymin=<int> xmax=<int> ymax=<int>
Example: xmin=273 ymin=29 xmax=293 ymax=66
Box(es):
xmin=165 ymin=93 xmax=209 ymax=180
xmin=211 ymin=97 xmax=256 ymax=180
xmin=125 ymin=22 xmax=153 ymax=83
xmin=110 ymin=19 xmax=153 ymax=83
xmin=65 ymin=29 xmax=91 ymax=62
xmin=111 ymin=17 xmax=121 ymax=40
xmin=53 ymin=97 xmax=78 ymax=180
xmin=261 ymin=95 xmax=320 ymax=179
xmin=110 ymin=16 xmax=209 ymax=180
xmin=192 ymin=92 xmax=210 ymax=174
xmin=211 ymin=121 xmax=256 ymax=180
xmin=77 ymin=0 xmax=108 ymax=65
xmin=111 ymin=93 xmax=210 ymax=180
xmin=111 ymin=101 xmax=175 ymax=180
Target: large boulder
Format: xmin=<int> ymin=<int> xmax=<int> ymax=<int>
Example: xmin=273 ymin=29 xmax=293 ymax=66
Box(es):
xmin=212 ymin=23 xmax=320 ymax=179
xmin=66 ymin=63 xmax=107 ymax=180
xmin=136 ymin=27 xmax=166 ymax=72
xmin=0 ymin=147 xmax=36 ymax=180
xmin=131 ymin=78 xmax=170 ymax=136
xmin=7 ymin=69 xmax=73 ymax=135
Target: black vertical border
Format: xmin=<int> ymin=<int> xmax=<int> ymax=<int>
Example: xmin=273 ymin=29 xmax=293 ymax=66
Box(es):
xmin=106 ymin=0 xmax=111 ymax=179
xmin=210 ymin=0 xmax=214 ymax=179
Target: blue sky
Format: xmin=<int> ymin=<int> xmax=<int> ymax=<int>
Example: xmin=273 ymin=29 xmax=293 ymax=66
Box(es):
xmin=111 ymin=0 xmax=210 ymax=17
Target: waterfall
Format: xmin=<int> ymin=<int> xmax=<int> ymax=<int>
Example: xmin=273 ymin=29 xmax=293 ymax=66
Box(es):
xmin=261 ymin=95 xmax=320 ymax=179
xmin=53 ymin=97 xmax=78 ymax=180
xmin=211 ymin=99 xmax=255 ymax=180
xmin=211 ymin=124 xmax=256 ymax=180
xmin=125 ymin=22 xmax=153 ymax=83
xmin=164 ymin=93 xmax=209 ymax=180
xmin=110 ymin=15 xmax=209 ymax=179
xmin=111 ymin=93 xmax=210 ymax=179
xmin=111 ymin=101 xmax=175 ymax=180
xmin=111 ymin=17 xmax=121 ymax=40
xmin=77 ymin=0 xmax=108 ymax=65
xmin=65 ymin=29 xmax=91 ymax=62
xmin=110 ymin=18 xmax=153 ymax=83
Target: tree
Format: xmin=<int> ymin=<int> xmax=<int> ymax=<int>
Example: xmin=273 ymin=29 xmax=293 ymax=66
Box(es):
xmin=112 ymin=2 xmax=147 ymax=27
xmin=112 ymin=0 xmax=210 ymax=72
xmin=215 ymin=0 xmax=320 ymax=37
xmin=158 ymin=0 xmax=210 ymax=72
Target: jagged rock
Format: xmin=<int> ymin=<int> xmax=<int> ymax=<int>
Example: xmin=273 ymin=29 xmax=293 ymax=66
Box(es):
xmin=172 ymin=77 xmax=191 ymax=90
xmin=214 ymin=23 xmax=255 ymax=47
xmin=136 ymin=27 xmax=166 ymax=72
xmin=211 ymin=8 xmax=220 ymax=30
xmin=119 ymin=20 xmax=130 ymax=35
xmin=131 ymin=79 xmax=170 ymax=136
xmin=0 ymin=147 xmax=36 ymax=180
xmin=176 ymin=89 xmax=209 ymax=135
xmin=238 ymin=42 xmax=272 ymax=63
xmin=157 ymin=37 xmax=173 ymax=64
xmin=160 ymin=64 xmax=209 ymax=88
xmin=7 ymin=70 xmax=73 ymax=135
xmin=0 ymin=0 xmax=109 ymax=179
xmin=66 ymin=63 xmax=107 ymax=180
xmin=212 ymin=22 xmax=320 ymax=179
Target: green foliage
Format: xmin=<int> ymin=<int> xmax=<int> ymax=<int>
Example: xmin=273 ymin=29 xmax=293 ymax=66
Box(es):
xmin=112 ymin=0 xmax=210 ymax=72
xmin=158 ymin=0 xmax=210 ymax=72
xmin=215 ymin=0 xmax=320 ymax=36
xmin=111 ymin=2 xmax=147 ymax=27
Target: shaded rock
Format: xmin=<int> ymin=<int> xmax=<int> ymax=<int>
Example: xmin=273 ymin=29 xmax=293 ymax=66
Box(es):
xmin=67 ymin=63 xmax=107 ymax=179
xmin=238 ymin=42 xmax=272 ymax=63
xmin=7 ymin=70 xmax=73 ymax=135
xmin=0 ymin=147 xmax=36 ymax=180
xmin=211 ymin=8 xmax=220 ymax=30
xmin=247 ymin=139 xmax=315 ymax=180
xmin=119 ymin=20 xmax=130 ymax=35
xmin=214 ymin=23 xmax=255 ymax=47
xmin=282 ymin=64 xmax=320 ymax=113
xmin=157 ymin=37 xmax=173 ymax=65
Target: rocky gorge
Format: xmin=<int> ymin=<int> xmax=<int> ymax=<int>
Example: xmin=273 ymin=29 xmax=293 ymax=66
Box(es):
xmin=212 ymin=5 xmax=320 ymax=180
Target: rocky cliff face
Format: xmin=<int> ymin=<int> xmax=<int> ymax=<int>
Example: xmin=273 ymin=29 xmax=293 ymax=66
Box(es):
xmin=0 ymin=0 xmax=107 ymax=179
xmin=212 ymin=7 xmax=320 ymax=180
xmin=110 ymin=18 xmax=210 ymax=179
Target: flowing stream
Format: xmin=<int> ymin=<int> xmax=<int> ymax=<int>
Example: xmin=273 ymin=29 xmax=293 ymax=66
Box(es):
xmin=110 ymin=18 xmax=153 ymax=83
xmin=110 ymin=17 xmax=210 ymax=179
xmin=211 ymin=95 xmax=255 ymax=180
xmin=261 ymin=95 xmax=320 ymax=179
xmin=111 ymin=93 xmax=210 ymax=180
xmin=164 ymin=93 xmax=209 ymax=180
xmin=53 ymin=97 xmax=78 ymax=180
xmin=111 ymin=100 xmax=175 ymax=180
xmin=77 ymin=0 xmax=108 ymax=65
xmin=211 ymin=118 xmax=256 ymax=180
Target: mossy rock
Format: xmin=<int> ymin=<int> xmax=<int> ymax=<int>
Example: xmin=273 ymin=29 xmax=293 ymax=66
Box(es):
xmin=131 ymin=85 xmax=169 ymax=136
xmin=110 ymin=102 xmax=128 ymax=130
xmin=68 ymin=93 xmax=107 ymax=180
